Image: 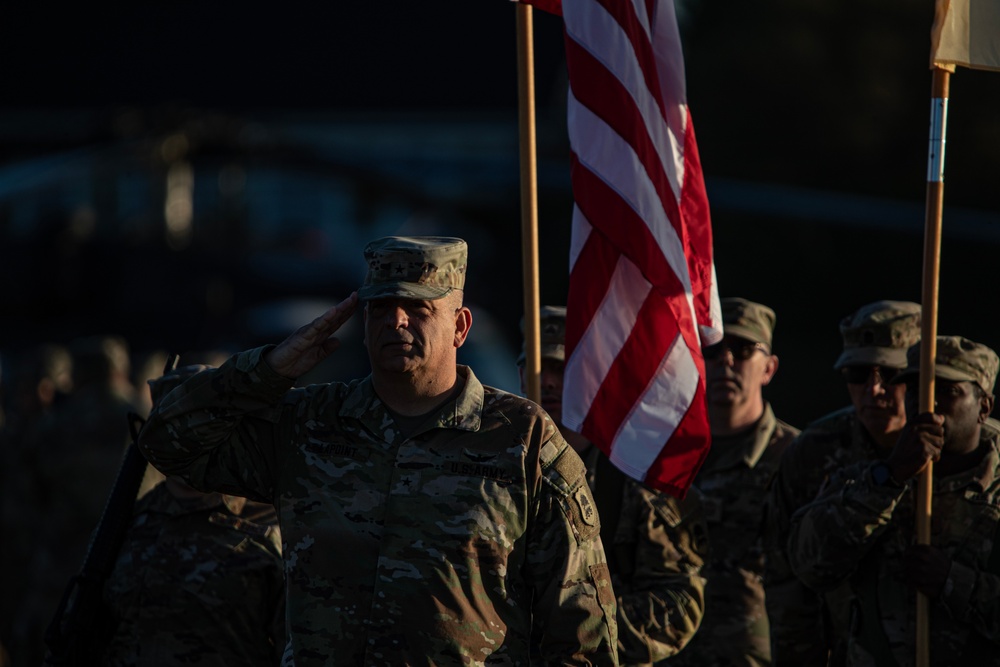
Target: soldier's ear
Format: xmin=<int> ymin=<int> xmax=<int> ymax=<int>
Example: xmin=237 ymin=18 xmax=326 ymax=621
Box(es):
xmin=454 ymin=307 xmax=472 ymax=348
xmin=762 ymin=354 xmax=779 ymax=386
xmin=978 ymin=392 xmax=994 ymax=423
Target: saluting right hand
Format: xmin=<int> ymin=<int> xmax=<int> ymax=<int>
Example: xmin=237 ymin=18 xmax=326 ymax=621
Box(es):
xmin=263 ymin=292 xmax=359 ymax=379
xmin=886 ymin=412 xmax=945 ymax=482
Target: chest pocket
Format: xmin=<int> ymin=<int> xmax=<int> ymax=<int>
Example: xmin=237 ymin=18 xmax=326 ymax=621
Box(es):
xmin=702 ymin=470 xmax=768 ymax=523
xmin=946 ymin=499 xmax=1000 ymax=570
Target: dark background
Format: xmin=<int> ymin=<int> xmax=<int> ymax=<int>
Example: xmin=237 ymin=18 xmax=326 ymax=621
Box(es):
xmin=1 ymin=1 xmax=998 ymax=426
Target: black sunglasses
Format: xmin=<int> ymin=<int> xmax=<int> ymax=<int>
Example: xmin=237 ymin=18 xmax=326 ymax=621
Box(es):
xmin=703 ymin=340 xmax=768 ymax=361
xmin=841 ymin=365 xmax=900 ymax=385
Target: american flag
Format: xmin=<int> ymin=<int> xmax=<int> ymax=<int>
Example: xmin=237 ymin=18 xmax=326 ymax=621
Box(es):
xmin=523 ymin=0 xmax=722 ymax=498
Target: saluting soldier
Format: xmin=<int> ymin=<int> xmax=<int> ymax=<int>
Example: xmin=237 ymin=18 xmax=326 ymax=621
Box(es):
xmin=139 ymin=236 xmax=619 ymax=666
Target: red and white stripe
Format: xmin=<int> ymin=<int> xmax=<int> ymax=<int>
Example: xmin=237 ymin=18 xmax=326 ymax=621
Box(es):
xmin=527 ymin=0 xmax=722 ymax=497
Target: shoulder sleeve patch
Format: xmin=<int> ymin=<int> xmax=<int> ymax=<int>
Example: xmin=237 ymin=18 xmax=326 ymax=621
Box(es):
xmin=541 ymin=443 xmax=602 ymax=542
xmin=575 ymin=486 xmax=599 ymax=527
xmin=567 ymin=476 xmax=602 ymax=542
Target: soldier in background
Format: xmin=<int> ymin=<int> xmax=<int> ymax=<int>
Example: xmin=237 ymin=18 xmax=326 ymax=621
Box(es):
xmin=788 ymin=336 xmax=1000 ymax=666
xmin=764 ymin=300 xmax=921 ymax=665
xmin=98 ymin=365 xmax=285 ymax=666
xmin=518 ymin=306 xmax=708 ymax=665
xmin=7 ymin=336 xmax=139 ymax=667
xmin=0 ymin=344 xmax=73 ymax=667
xmin=138 ymin=236 xmax=619 ymax=666
xmin=673 ymin=298 xmax=799 ymax=667
xmin=35 ymin=335 xmax=139 ymax=523
xmin=0 ymin=344 xmax=72 ymax=442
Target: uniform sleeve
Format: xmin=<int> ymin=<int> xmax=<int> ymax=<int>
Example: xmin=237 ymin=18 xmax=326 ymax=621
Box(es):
xmin=526 ymin=438 xmax=619 ymax=666
xmin=612 ymin=483 xmax=707 ymax=663
xmin=787 ymin=461 xmax=907 ymax=592
xmin=940 ymin=538 xmax=1000 ymax=643
xmin=137 ymin=347 xmax=293 ymax=503
xmin=763 ymin=440 xmax=833 ymax=665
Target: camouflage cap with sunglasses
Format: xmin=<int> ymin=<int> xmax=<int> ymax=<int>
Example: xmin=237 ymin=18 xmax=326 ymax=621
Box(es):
xmin=833 ymin=300 xmax=921 ymax=371
xmin=516 ymin=305 xmax=566 ymax=366
xmin=891 ymin=335 xmax=999 ymax=395
xmin=721 ymin=297 xmax=776 ymax=348
xmin=358 ymin=236 xmax=467 ymax=301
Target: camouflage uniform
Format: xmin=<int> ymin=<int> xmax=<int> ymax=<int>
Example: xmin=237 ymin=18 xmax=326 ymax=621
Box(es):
xmin=521 ymin=306 xmax=708 ymax=665
xmin=788 ymin=424 xmax=1000 ymax=666
xmin=139 ymin=236 xmax=618 ymax=666
xmin=139 ymin=357 xmax=617 ymax=666
xmin=763 ymin=407 xmax=881 ymax=665
xmin=673 ymin=298 xmax=798 ymax=667
xmin=101 ymin=484 xmax=285 ymax=666
xmin=763 ymin=300 xmax=921 ymax=666
xmin=672 ymin=405 xmax=797 ymax=667
xmin=580 ymin=446 xmax=708 ymax=665
xmin=788 ymin=336 xmax=1000 ymax=666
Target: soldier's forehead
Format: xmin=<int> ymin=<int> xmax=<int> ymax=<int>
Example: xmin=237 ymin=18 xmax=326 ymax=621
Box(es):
xmin=366 ymin=296 xmax=435 ymax=307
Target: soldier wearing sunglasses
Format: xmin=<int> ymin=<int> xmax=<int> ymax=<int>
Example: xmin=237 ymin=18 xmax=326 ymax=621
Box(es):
xmin=788 ymin=336 xmax=1000 ymax=666
xmin=764 ymin=300 xmax=921 ymax=665
xmin=673 ymin=298 xmax=799 ymax=667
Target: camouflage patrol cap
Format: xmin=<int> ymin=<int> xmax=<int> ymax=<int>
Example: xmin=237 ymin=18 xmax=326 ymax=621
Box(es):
xmin=892 ymin=336 xmax=999 ymax=395
xmin=358 ymin=236 xmax=467 ymax=301
xmin=833 ymin=300 xmax=921 ymax=370
xmin=516 ymin=305 xmax=566 ymax=366
xmin=721 ymin=298 xmax=776 ymax=348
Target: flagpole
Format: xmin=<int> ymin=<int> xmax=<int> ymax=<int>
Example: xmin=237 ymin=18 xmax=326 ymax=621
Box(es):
xmin=915 ymin=64 xmax=950 ymax=667
xmin=517 ymin=2 xmax=542 ymax=405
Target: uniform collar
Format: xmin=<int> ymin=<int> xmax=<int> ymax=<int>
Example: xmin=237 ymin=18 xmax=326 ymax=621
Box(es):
xmin=935 ymin=426 xmax=1000 ymax=495
xmin=708 ymin=402 xmax=778 ymax=470
xmin=339 ymin=365 xmax=484 ymax=441
xmin=849 ymin=407 xmax=884 ymax=459
xmin=742 ymin=402 xmax=778 ymax=468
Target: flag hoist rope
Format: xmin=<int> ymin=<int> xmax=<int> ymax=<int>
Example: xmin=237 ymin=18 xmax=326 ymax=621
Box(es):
xmin=916 ymin=64 xmax=950 ymax=667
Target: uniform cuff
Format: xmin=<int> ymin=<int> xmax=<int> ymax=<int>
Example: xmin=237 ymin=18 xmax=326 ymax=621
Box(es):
xmin=233 ymin=346 xmax=296 ymax=397
xmin=940 ymin=559 xmax=976 ymax=621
